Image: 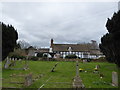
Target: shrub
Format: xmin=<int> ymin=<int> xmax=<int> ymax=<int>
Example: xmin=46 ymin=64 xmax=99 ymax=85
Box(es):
xmin=65 ymin=54 xmax=77 ymax=59
xmin=30 ymin=56 xmax=38 ymax=61
xmin=8 ymin=52 xmax=26 ymax=59
xmin=43 ymin=54 xmax=47 ymax=57
xmin=97 ymin=57 xmax=106 ymax=60
xmin=37 ymin=53 xmax=43 ymax=57
xmin=51 ymin=58 xmax=56 ymax=61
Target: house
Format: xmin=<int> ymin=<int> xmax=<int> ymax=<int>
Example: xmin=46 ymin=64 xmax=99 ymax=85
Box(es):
xmin=35 ymin=48 xmax=52 ymax=58
xmin=27 ymin=46 xmax=37 ymax=56
xmin=27 ymin=39 xmax=104 ymax=59
xmin=49 ymin=39 xmax=104 ymax=59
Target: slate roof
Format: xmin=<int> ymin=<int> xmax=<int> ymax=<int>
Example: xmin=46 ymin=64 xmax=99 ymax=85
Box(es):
xmin=36 ymin=48 xmax=49 ymax=53
xmin=52 ymin=43 xmax=102 ymax=55
xmin=52 ymin=43 xmax=94 ymax=52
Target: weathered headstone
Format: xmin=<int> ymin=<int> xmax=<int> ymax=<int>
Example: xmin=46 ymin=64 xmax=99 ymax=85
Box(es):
xmin=95 ymin=65 xmax=100 ymax=69
xmin=4 ymin=58 xmax=11 ymax=69
xmin=19 ymin=59 xmax=21 ymax=61
xmin=112 ymin=71 xmax=118 ymax=86
xmin=12 ymin=58 xmax=14 ymax=61
xmin=9 ymin=59 xmax=16 ymax=67
xmin=24 ymin=64 xmax=28 ymax=70
xmin=83 ymin=59 xmax=87 ymax=63
xmin=24 ymin=73 xmax=32 ymax=86
xmin=15 ymin=58 xmax=17 ymax=61
xmin=9 ymin=58 xmax=11 ymax=61
xmin=19 ymin=59 xmax=22 ymax=64
xmin=13 ymin=60 xmax=16 ymax=66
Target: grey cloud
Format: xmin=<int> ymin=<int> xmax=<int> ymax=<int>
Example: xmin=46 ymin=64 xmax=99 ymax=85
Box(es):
xmin=1 ymin=2 xmax=118 ymax=47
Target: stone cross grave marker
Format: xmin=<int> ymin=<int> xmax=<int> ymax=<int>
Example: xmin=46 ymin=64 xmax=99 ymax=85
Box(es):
xmin=112 ymin=71 xmax=118 ymax=86
xmin=76 ymin=61 xmax=79 ymax=76
xmin=24 ymin=73 xmax=32 ymax=86
xmin=73 ymin=61 xmax=85 ymax=88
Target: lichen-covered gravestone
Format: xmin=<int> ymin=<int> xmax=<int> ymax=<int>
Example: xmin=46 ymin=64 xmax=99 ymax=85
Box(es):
xmin=4 ymin=58 xmax=11 ymax=69
xmin=24 ymin=73 xmax=32 ymax=86
xmin=83 ymin=60 xmax=87 ymax=63
xmin=95 ymin=65 xmax=100 ymax=69
xmin=112 ymin=71 xmax=118 ymax=86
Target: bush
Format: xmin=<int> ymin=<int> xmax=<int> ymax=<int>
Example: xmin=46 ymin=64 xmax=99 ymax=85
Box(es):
xmin=97 ymin=57 xmax=106 ymax=60
xmin=43 ymin=54 xmax=47 ymax=57
xmin=51 ymin=58 xmax=56 ymax=61
xmin=30 ymin=56 xmax=38 ymax=61
xmin=37 ymin=53 xmax=43 ymax=57
xmin=8 ymin=52 xmax=26 ymax=59
xmin=65 ymin=54 xmax=77 ymax=59
xmin=96 ymin=57 xmax=107 ymax=62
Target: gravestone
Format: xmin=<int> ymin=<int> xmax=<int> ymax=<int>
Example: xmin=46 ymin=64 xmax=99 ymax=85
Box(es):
xmin=83 ymin=59 xmax=87 ymax=63
xmin=73 ymin=61 xmax=85 ymax=88
xmin=9 ymin=59 xmax=16 ymax=67
xmin=24 ymin=73 xmax=32 ymax=86
xmin=4 ymin=58 xmax=11 ymax=69
xmin=9 ymin=58 xmax=11 ymax=61
xmin=19 ymin=59 xmax=21 ymax=61
xmin=95 ymin=65 xmax=100 ymax=69
xmin=76 ymin=61 xmax=79 ymax=76
xmin=19 ymin=59 xmax=22 ymax=64
xmin=13 ymin=60 xmax=16 ymax=66
xmin=12 ymin=58 xmax=14 ymax=61
xmin=112 ymin=71 xmax=118 ymax=86
xmin=24 ymin=64 xmax=28 ymax=70
xmin=15 ymin=58 xmax=17 ymax=61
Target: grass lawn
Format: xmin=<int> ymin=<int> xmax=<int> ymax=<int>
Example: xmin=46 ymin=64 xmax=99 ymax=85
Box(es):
xmin=2 ymin=60 xmax=119 ymax=88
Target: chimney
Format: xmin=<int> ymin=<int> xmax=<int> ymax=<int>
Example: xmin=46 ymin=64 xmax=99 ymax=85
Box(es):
xmin=50 ymin=38 xmax=53 ymax=48
xmin=91 ymin=40 xmax=99 ymax=49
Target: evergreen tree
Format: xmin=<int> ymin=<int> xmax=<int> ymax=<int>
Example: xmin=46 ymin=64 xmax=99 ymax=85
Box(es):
xmin=99 ymin=10 xmax=120 ymax=67
xmin=2 ymin=22 xmax=18 ymax=60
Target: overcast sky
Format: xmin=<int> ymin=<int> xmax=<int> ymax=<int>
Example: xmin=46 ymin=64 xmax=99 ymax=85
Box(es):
xmin=1 ymin=1 xmax=119 ymax=48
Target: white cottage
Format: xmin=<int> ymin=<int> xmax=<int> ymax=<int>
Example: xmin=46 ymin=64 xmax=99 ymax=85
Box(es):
xmin=50 ymin=39 xmax=104 ymax=59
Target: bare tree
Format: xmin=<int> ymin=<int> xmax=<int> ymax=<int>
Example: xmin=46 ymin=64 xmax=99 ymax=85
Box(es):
xmin=17 ymin=40 xmax=30 ymax=49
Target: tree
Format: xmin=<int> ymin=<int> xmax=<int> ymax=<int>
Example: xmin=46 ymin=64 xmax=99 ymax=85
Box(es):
xmin=2 ymin=22 xmax=18 ymax=60
xmin=99 ymin=10 xmax=120 ymax=67
xmin=17 ymin=40 xmax=30 ymax=49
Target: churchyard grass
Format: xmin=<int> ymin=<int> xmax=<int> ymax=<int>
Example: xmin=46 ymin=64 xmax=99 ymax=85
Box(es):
xmin=2 ymin=60 xmax=118 ymax=88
